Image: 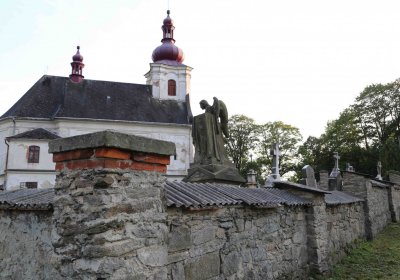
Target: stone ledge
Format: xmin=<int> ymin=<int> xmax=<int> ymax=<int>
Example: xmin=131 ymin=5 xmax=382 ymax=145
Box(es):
xmin=49 ymin=130 xmax=176 ymax=156
xmin=49 ymin=131 xmax=175 ymax=173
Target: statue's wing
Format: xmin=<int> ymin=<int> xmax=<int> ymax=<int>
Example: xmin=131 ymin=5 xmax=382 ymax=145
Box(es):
xmin=212 ymin=97 xmax=221 ymax=134
xmin=219 ymin=100 xmax=229 ymax=138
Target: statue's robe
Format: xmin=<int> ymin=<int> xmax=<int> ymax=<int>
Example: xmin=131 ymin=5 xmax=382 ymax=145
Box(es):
xmin=192 ymin=112 xmax=228 ymax=165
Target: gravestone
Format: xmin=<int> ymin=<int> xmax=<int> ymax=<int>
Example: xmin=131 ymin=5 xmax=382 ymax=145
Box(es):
xmin=246 ymin=169 xmax=257 ymax=188
xmin=328 ymin=152 xmax=343 ymax=191
xmin=375 ymin=161 xmax=383 ymax=180
xmin=346 ymin=163 xmax=355 ymax=172
xmin=300 ymin=165 xmax=318 ymax=188
xmin=264 ymin=143 xmax=281 ymax=187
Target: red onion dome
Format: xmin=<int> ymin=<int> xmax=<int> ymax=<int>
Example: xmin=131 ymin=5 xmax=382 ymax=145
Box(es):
xmin=72 ymin=46 xmax=83 ymax=62
xmin=151 ymin=10 xmax=184 ymax=64
xmin=152 ymin=43 xmax=184 ymax=63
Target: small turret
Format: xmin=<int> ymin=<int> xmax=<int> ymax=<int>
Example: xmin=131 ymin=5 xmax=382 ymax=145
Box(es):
xmin=70 ymin=46 xmax=85 ymax=83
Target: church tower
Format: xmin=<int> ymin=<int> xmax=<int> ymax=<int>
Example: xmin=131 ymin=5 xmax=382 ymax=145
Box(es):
xmin=145 ymin=10 xmax=192 ymax=102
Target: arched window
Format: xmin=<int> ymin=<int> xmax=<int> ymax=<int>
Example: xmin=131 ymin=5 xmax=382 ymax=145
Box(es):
xmin=168 ymin=79 xmax=176 ymax=96
xmin=28 ymin=145 xmax=40 ymax=163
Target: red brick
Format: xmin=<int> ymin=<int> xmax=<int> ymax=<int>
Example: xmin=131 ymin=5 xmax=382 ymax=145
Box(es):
xmin=131 ymin=161 xmax=167 ymax=173
xmin=132 ymin=153 xmax=170 ymax=165
xmin=103 ymin=159 xmax=123 ymax=169
xmin=53 ymin=149 xmax=94 ymax=162
xmin=55 ymin=162 xmax=65 ymax=171
xmin=95 ymin=148 xmax=131 ymax=160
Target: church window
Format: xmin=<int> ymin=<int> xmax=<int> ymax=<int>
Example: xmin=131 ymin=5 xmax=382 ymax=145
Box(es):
xmin=168 ymin=79 xmax=176 ymax=96
xmin=20 ymin=182 xmax=38 ymax=189
xmin=28 ymin=145 xmax=40 ymax=163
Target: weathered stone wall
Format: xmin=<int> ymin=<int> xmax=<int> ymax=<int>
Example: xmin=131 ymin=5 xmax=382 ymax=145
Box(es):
xmin=388 ymin=186 xmax=400 ymax=222
xmin=166 ymin=206 xmax=309 ymax=280
xmin=342 ymin=172 xmax=394 ymax=240
xmin=342 ymin=172 xmax=369 ymax=199
xmin=0 ymin=210 xmax=60 ymax=279
xmin=365 ymin=183 xmax=391 ymax=239
xmin=325 ymin=202 xmax=365 ymax=266
xmin=51 ymin=169 xmax=169 ymax=279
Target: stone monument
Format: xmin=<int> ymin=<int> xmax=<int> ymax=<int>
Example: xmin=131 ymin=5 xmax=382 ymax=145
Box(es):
xmin=328 ymin=151 xmax=343 ymax=190
xmin=346 ymin=162 xmax=355 ymax=172
xmin=264 ymin=143 xmax=281 ymax=187
xmin=299 ymin=165 xmax=318 ymax=188
xmin=246 ymin=169 xmax=257 ymax=188
xmin=375 ymin=161 xmax=383 ymax=180
xmin=183 ymin=97 xmax=245 ymax=184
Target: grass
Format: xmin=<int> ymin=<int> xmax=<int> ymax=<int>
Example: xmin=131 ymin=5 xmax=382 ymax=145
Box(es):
xmin=316 ymin=223 xmax=400 ymax=280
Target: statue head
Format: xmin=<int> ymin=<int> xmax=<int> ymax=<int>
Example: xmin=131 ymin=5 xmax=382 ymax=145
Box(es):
xmin=199 ymin=100 xmax=210 ymax=110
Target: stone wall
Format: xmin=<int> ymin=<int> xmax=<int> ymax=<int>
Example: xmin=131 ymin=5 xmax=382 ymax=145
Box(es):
xmin=166 ymin=206 xmax=309 ymax=280
xmin=52 ymin=169 xmax=169 ymax=279
xmin=388 ymin=186 xmax=400 ymax=222
xmin=1 ymin=131 xmax=400 ymax=279
xmin=325 ymin=202 xmax=365 ymax=265
xmin=0 ymin=210 xmax=60 ymax=279
xmin=365 ymin=183 xmax=391 ymax=239
xmin=342 ymin=172 xmax=393 ymax=240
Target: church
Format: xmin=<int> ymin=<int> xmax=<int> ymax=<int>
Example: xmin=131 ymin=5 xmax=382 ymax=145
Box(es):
xmin=0 ymin=11 xmax=194 ymax=190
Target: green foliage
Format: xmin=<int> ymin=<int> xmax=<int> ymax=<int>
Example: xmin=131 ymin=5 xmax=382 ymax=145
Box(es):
xmin=226 ymin=116 xmax=303 ymax=183
xmin=227 ymin=78 xmax=400 ymax=182
xmin=298 ymin=78 xmax=400 ymax=176
xmin=226 ymin=114 xmax=259 ymax=175
xmin=313 ymin=223 xmax=400 ymax=280
xmin=258 ymin=121 xmax=303 ymax=177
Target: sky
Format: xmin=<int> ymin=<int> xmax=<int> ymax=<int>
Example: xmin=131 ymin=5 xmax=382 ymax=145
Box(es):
xmin=1 ymin=0 xmax=400 ymax=140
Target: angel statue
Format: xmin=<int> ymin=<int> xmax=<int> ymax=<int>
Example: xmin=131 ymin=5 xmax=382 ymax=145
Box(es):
xmin=192 ymin=97 xmax=230 ymax=165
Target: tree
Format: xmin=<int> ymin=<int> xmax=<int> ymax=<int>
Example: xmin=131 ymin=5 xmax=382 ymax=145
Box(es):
xmin=226 ymin=114 xmax=259 ymax=176
xmin=257 ymin=121 xmax=303 ymax=177
xmin=298 ymin=78 xmax=400 ymax=177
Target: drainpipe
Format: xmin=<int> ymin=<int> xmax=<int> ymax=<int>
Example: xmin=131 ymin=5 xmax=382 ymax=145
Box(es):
xmin=12 ymin=117 xmax=16 ymax=136
xmin=3 ymin=118 xmax=16 ymax=190
xmin=4 ymin=139 xmax=9 ymax=190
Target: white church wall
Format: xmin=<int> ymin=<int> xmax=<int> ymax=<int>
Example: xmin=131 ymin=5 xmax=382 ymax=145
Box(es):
xmin=6 ymin=172 xmax=55 ymax=190
xmin=5 ymin=139 xmax=56 ymax=190
xmin=0 ymin=117 xmax=193 ymax=188
xmin=7 ymin=139 xmax=54 ymax=171
xmin=54 ymin=118 xmax=193 ymax=178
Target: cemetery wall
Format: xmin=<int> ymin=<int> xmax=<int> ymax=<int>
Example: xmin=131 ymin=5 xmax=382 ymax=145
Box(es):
xmin=166 ymin=206 xmax=309 ymax=280
xmin=0 ymin=210 xmax=60 ymax=279
xmin=0 ymin=170 xmax=397 ymax=279
xmin=388 ymin=186 xmax=400 ymax=222
xmin=365 ymin=183 xmax=391 ymax=239
xmin=325 ymin=202 xmax=365 ymax=266
xmin=342 ymin=172 xmax=393 ymax=239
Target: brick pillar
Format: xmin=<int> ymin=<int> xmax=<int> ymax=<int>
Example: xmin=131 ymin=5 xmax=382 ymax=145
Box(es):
xmin=48 ymin=131 xmax=175 ymax=279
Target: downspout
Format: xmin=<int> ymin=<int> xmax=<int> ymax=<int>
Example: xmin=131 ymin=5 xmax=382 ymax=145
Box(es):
xmin=12 ymin=117 xmax=16 ymax=136
xmin=4 ymin=117 xmax=16 ymax=189
xmin=4 ymin=139 xmax=9 ymax=190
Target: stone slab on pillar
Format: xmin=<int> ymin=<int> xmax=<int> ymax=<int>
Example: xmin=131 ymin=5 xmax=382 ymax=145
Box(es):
xmin=49 ymin=130 xmax=176 ymax=173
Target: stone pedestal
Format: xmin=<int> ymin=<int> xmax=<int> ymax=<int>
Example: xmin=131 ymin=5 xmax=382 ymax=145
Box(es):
xmin=184 ymin=164 xmax=245 ymax=185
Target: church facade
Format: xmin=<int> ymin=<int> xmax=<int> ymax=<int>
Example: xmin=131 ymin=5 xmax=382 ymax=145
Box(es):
xmin=0 ymin=11 xmax=194 ymax=190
